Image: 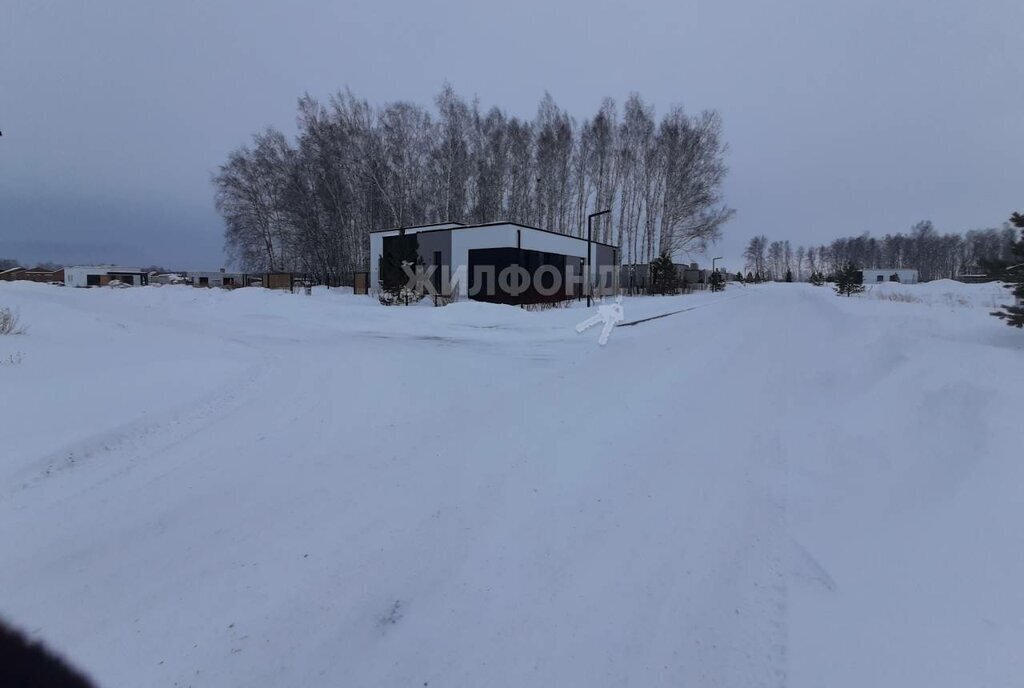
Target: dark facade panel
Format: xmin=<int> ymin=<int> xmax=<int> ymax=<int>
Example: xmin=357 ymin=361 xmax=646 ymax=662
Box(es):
xmin=381 ymin=231 xmax=454 ymax=293
xmin=468 ymin=247 xmax=583 ymax=305
xmin=414 ymin=231 xmax=452 ymax=294
xmin=594 ymin=244 xmax=618 ymax=294
xmin=380 ymin=234 xmax=420 ymax=292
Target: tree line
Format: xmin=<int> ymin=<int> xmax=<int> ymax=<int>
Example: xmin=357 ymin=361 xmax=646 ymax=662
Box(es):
xmin=742 ymin=220 xmax=1019 ymax=282
xmin=213 ymin=86 xmax=733 ymax=284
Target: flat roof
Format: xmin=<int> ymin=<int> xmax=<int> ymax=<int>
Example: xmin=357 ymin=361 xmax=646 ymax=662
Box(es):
xmin=371 ymin=221 xmax=618 ymax=249
xmin=370 ymin=222 xmax=465 ymax=233
xmin=67 ymin=265 xmax=144 ymax=271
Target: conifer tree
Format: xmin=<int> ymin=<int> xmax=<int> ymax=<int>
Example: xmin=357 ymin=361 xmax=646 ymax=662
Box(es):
xmin=379 ymin=232 xmax=421 ymax=305
xmin=785 ymin=269 xmax=793 ymax=283
xmin=649 ymin=252 xmax=679 ymax=294
xmin=833 ymin=262 xmax=864 ymax=297
xmin=709 ymin=270 xmax=725 ymax=292
xmin=991 ymin=212 xmax=1024 ymax=327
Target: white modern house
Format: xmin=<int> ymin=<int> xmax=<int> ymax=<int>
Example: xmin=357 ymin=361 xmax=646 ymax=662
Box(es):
xmin=64 ymin=266 xmax=149 ymax=288
xmin=186 ymin=270 xmax=247 ymax=288
xmin=369 ymin=222 xmax=619 ymax=304
xmin=862 ymin=268 xmax=919 ymax=284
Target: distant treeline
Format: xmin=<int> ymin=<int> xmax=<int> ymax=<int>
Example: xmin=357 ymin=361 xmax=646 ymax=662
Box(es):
xmin=213 ymin=86 xmax=733 ymax=285
xmin=743 ymin=221 xmax=1019 ymax=282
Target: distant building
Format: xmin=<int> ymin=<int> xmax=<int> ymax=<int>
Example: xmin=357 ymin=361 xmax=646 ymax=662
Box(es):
xmin=0 ymin=266 xmax=64 ymax=283
xmin=620 ymin=262 xmax=707 ymax=293
xmin=681 ymin=263 xmax=709 ymax=286
xmin=150 ymin=272 xmax=187 ymax=285
xmin=187 ymin=270 xmax=248 ymax=288
xmin=21 ymin=267 xmax=65 ymax=284
xmin=185 ymin=270 xmax=298 ymax=290
xmin=861 ymin=268 xmax=919 ymax=285
xmin=64 ymin=266 xmax=149 ymax=288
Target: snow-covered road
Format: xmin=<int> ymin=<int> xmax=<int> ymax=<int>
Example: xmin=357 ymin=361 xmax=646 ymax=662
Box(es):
xmin=1 ymin=281 xmax=1021 ymax=687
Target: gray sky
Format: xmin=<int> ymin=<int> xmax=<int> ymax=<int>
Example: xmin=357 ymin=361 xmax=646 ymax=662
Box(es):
xmin=2 ymin=0 xmax=1022 ymax=271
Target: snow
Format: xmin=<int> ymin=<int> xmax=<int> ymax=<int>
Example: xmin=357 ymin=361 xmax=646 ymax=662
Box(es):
xmin=1 ymin=280 xmax=1022 ymax=687
xmin=864 ymin=277 xmax=1009 ymax=309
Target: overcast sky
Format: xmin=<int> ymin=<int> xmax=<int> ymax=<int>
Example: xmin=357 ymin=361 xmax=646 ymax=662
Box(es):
xmin=2 ymin=0 xmax=1022 ymax=271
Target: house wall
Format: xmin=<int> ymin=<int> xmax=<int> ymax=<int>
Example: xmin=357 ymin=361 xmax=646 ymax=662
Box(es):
xmin=20 ymin=270 xmax=63 ymax=283
xmin=451 ymin=225 xmax=520 ymax=298
xmin=862 ymin=269 xmax=919 ymax=284
xmin=264 ymin=273 xmax=293 ymax=290
xmin=189 ymin=272 xmax=222 ymax=287
xmin=187 ymin=272 xmax=247 ymax=288
xmin=452 ymin=224 xmax=615 ymax=299
xmin=66 ymin=267 xmax=146 ymax=287
xmin=414 ymin=230 xmax=453 ymax=293
xmin=467 ymin=246 xmax=585 ymax=304
xmin=65 ymin=268 xmax=98 ymax=288
xmin=593 ymin=244 xmax=619 ymax=295
xmin=369 ymin=233 xmax=383 ymax=291
xmin=151 ymin=274 xmax=186 ymax=285
xmin=371 ymin=223 xmax=618 ymax=301
xmin=108 ymin=272 xmax=146 ymax=286
xmin=370 ymin=223 xmax=463 ymax=295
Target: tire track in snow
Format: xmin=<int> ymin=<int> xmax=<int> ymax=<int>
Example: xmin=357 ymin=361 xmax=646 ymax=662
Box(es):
xmin=2 ymin=338 xmax=280 ymax=502
xmin=616 ymin=292 xmax=750 ymax=327
xmin=765 ymin=431 xmax=791 ymax=688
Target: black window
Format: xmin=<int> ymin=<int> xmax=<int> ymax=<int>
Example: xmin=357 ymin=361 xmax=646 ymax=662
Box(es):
xmin=87 ymin=274 xmax=101 ymax=286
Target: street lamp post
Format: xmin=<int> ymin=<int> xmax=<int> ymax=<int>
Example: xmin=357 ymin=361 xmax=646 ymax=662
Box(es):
xmin=587 ymin=210 xmax=611 ymax=307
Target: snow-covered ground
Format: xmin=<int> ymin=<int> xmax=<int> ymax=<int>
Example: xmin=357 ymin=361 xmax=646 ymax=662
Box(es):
xmin=1 ymin=280 xmax=1021 ymax=687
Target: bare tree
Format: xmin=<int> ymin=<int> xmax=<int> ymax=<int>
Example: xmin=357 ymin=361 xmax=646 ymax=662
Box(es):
xmin=767 ymin=241 xmax=785 ymax=281
xmin=214 ymin=86 xmax=736 ymax=285
xmin=431 ymin=85 xmax=473 ymax=222
xmin=470 ymin=107 xmax=510 ymax=224
xmin=744 ymin=235 xmax=768 ymax=278
xmin=214 ymin=128 xmax=293 ymax=271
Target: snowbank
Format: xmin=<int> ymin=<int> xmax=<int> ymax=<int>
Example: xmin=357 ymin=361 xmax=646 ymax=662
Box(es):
xmin=865 ymin=278 xmax=1009 ymax=309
